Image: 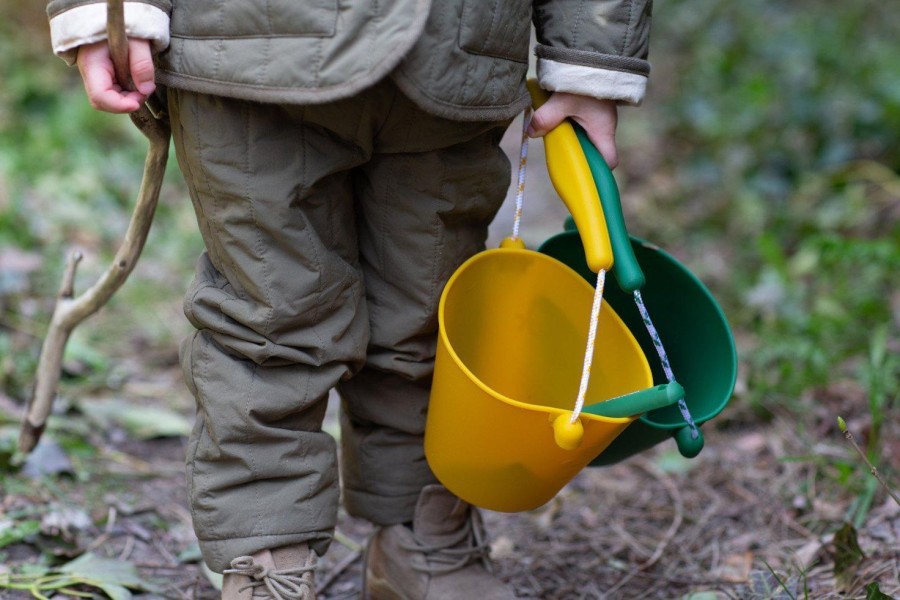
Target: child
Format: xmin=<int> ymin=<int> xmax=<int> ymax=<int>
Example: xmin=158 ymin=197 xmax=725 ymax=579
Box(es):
xmin=49 ymin=1 xmax=652 ymax=597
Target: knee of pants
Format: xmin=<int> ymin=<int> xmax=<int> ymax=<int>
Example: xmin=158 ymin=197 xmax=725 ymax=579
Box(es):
xmin=183 ymin=252 xmax=370 ymax=371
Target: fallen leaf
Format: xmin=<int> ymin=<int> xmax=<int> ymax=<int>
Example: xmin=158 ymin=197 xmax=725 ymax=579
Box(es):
xmin=833 ymin=522 xmax=865 ymax=589
xmin=177 ymin=542 xmax=203 ymax=563
xmin=201 ymin=561 xmax=223 ymax=591
xmin=21 ymin=437 xmax=74 ymax=478
xmin=653 ymin=448 xmax=697 ymax=474
xmin=866 ymin=582 xmax=895 ymax=600
xmin=794 ymin=536 xmax=827 ymax=569
xmin=60 ymin=552 xmax=158 ymax=597
xmin=716 ymin=552 xmax=753 ymax=583
xmin=0 ymin=519 xmax=41 ymax=549
xmin=490 ymin=535 xmax=516 ymax=561
xmin=40 ymin=506 xmax=92 ymax=541
xmin=77 ymin=398 xmax=191 ymax=439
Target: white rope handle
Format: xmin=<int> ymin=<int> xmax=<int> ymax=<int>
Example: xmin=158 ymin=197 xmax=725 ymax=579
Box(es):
xmin=571 ymin=269 xmax=606 ymax=422
xmin=511 ymin=108 xmax=532 ymax=240
xmin=511 ymin=107 xmax=605 ymax=423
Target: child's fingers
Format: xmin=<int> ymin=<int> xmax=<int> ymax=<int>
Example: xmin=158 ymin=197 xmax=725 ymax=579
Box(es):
xmin=77 ymin=42 xmax=144 ymax=113
xmin=529 ymin=92 xmax=620 ymax=170
xmin=81 ymin=64 xmax=143 ymax=112
xmin=128 ymin=39 xmax=156 ymax=96
xmin=572 ymin=106 xmax=619 ymax=170
xmin=593 ymin=132 xmax=619 ymax=170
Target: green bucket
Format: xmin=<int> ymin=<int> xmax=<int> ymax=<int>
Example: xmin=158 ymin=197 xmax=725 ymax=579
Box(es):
xmin=538 ymin=125 xmax=738 ymax=466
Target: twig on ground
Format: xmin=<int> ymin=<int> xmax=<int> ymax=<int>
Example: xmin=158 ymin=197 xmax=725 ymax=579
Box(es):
xmin=118 ymin=534 xmax=136 ymax=561
xmin=526 ymin=573 xmax=543 ymax=597
xmin=837 ymin=417 xmax=900 ymax=506
xmin=85 ymin=506 xmax=118 ymax=552
xmin=152 ymin=536 xmax=180 ymax=565
xmin=318 ymin=549 xmax=362 ymax=594
xmin=604 ymin=458 xmax=686 ymax=597
xmin=608 ymin=519 xmax=652 ymax=558
xmin=634 ymin=459 xmax=684 ymax=569
xmin=333 ymin=530 xmax=363 ymax=552
xmin=99 ymin=446 xmax=183 ymax=476
xmin=186 ymin=579 xmax=199 ymax=600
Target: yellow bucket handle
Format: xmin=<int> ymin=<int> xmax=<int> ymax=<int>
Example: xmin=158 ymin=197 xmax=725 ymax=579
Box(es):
xmin=526 ymin=80 xmax=613 ymax=273
xmin=520 ymin=82 xmax=617 ymax=448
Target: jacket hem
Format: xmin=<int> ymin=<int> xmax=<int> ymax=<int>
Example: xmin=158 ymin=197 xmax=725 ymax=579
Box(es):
xmin=157 ymin=0 xmax=430 ymax=107
xmin=390 ymin=71 xmax=530 ymax=122
xmin=156 ymin=66 xmax=380 ymax=106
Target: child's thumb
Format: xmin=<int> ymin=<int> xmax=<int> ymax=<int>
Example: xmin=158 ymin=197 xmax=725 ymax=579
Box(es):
xmin=526 ymin=103 xmax=565 ymax=138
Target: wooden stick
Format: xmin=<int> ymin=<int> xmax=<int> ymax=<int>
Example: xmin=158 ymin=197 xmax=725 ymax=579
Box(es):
xmin=18 ymin=0 xmax=171 ymax=453
xmin=106 ymin=0 xmax=132 ymax=92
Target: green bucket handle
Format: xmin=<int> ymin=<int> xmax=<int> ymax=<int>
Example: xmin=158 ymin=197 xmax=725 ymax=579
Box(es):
xmin=571 ymin=124 xmax=645 ymax=293
xmin=582 ymin=381 xmax=684 ymax=419
xmin=569 ymin=123 xmax=704 ymax=458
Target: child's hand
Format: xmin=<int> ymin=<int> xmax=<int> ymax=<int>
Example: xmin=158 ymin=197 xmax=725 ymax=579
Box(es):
xmin=527 ymin=93 xmax=619 ymax=169
xmin=76 ymin=38 xmax=156 ymax=113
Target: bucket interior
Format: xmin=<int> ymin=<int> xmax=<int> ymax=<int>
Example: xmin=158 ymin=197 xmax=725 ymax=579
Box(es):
xmin=441 ymin=248 xmax=651 ymax=410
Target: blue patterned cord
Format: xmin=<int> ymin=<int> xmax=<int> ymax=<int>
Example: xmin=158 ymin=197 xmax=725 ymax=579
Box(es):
xmin=632 ymin=290 xmax=699 ymax=439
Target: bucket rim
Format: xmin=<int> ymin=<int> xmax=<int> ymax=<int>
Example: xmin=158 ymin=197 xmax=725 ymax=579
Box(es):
xmin=540 ymin=231 xmax=739 ymax=428
xmin=626 ymin=237 xmax=738 ymax=428
xmin=437 ymin=246 xmax=645 ymax=426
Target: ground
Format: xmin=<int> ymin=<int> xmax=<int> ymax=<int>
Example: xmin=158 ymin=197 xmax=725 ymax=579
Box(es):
xmin=3 ymin=381 xmax=899 ymax=599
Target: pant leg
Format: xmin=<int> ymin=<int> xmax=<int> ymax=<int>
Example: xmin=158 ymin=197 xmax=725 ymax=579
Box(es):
xmin=169 ymin=88 xmax=373 ymax=572
xmin=338 ymin=88 xmax=512 ymax=524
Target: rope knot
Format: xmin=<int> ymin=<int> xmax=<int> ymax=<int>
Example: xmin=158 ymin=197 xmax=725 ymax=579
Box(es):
xmin=227 ymin=556 xmax=262 ymax=575
xmin=224 ymin=555 xmax=316 ymax=600
xmin=402 ymin=508 xmax=493 ymax=575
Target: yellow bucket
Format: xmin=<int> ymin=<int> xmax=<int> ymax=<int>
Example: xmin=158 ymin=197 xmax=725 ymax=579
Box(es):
xmin=425 ymin=242 xmax=653 ymax=512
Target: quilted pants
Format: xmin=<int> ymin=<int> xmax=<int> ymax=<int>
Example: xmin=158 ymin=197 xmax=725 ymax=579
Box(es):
xmin=168 ymin=78 xmax=511 ymax=572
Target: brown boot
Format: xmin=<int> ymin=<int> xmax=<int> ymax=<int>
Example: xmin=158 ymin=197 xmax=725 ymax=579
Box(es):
xmin=221 ymin=544 xmax=317 ymax=599
xmin=363 ymin=485 xmax=516 ymax=599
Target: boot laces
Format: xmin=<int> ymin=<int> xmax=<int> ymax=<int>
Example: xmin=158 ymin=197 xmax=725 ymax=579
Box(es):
xmin=401 ymin=508 xmax=492 ymax=575
xmin=224 ymin=556 xmax=316 ymax=600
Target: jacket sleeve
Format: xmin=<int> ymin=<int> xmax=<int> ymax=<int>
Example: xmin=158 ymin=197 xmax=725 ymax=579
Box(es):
xmin=47 ymin=0 xmax=172 ymax=65
xmin=533 ymin=0 xmax=652 ymax=105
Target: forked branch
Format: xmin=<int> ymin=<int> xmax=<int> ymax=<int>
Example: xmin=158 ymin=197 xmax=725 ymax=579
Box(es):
xmin=18 ymin=0 xmax=171 ymax=453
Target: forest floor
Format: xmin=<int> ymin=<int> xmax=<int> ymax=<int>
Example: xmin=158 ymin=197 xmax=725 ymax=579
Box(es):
xmin=3 ymin=378 xmax=899 ymax=599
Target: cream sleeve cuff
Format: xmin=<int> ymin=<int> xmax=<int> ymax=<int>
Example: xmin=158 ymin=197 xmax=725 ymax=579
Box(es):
xmin=537 ymin=59 xmax=648 ymax=106
xmin=50 ymin=2 xmax=170 ymax=65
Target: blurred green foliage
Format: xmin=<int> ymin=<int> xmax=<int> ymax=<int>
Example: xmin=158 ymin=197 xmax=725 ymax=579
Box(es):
xmin=650 ymin=0 xmax=900 ymax=197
